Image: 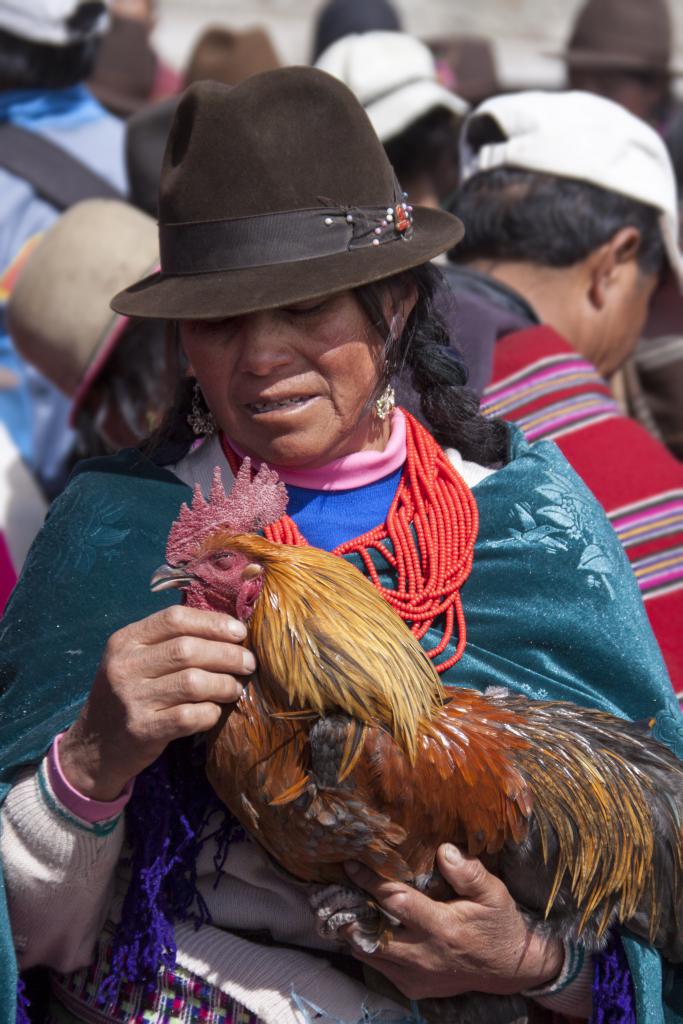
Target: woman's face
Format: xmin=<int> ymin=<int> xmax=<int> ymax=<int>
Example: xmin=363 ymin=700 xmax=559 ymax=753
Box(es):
xmin=181 ymin=290 xmax=393 ymax=468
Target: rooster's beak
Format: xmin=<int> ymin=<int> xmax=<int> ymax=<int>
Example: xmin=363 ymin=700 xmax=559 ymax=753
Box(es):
xmin=150 ymin=563 xmax=196 ymax=592
xmin=241 ymin=563 xmax=264 ymax=581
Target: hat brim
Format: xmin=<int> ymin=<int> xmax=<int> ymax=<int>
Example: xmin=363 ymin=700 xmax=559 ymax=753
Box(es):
xmin=111 ymin=206 xmax=464 ymax=320
xmin=547 ymin=47 xmax=683 ymax=75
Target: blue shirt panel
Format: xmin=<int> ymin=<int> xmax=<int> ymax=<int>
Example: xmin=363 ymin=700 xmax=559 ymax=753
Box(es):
xmin=285 ymin=468 xmax=402 ymax=551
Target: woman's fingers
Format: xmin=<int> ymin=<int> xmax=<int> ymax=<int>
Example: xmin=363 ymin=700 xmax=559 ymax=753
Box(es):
xmin=125 ymin=604 xmax=248 ymax=646
xmin=436 ymin=844 xmax=506 ymax=908
xmin=151 ymin=668 xmax=245 ymax=708
xmin=141 ymin=635 xmax=256 ymax=678
xmin=344 ymin=862 xmax=436 ymax=932
xmin=155 ymin=700 xmax=225 ymax=739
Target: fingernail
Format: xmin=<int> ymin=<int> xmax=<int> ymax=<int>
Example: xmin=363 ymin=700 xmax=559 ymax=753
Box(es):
xmin=228 ymin=620 xmax=247 ymax=641
xmin=242 ymin=650 xmax=257 ymax=673
xmin=345 ymin=860 xmax=361 ymax=877
xmin=444 ymin=844 xmax=462 ymax=864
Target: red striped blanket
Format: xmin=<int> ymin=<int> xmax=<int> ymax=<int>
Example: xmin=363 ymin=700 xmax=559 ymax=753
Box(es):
xmin=482 ymin=326 xmax=683 ymax=700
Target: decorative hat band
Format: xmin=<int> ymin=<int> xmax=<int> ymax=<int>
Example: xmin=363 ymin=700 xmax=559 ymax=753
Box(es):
xmin=159 ymin=198 xmax=414 ymax=275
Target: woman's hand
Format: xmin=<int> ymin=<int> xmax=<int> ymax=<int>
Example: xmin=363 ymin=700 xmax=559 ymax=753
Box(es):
xmin=344 ymin=844 xmax=564 ymax=1000
xmin=59 ymin=605 xmax=255 ymax=801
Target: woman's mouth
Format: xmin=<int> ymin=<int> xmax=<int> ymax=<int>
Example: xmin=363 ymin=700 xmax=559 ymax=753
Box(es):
xmin=247 ymin=396 xmax=317 ymax=414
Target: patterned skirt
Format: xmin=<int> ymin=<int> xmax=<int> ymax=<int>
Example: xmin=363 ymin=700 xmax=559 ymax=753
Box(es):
xmin=48 ymin=932 xmax=263 ymax=1024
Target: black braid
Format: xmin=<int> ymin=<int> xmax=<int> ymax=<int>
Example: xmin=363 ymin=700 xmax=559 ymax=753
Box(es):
xmin=356 ymin=262 xmax=509 ymax=466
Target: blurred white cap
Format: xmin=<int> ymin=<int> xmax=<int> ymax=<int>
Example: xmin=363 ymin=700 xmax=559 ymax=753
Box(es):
xmin=460 ymin=90 xmax=683 ymax=289
xmin=0 ymin=0 xmax=110 ymax=46
xmin=315 ymin=30 xmax=469 ymax=143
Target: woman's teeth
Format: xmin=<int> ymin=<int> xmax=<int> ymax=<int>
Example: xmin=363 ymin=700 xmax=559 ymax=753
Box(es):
xmin=250 ymin=397 xmax=309 ymax=413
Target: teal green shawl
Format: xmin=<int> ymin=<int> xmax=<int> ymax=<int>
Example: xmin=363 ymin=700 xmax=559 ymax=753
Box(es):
xmin=1 ymin=428 xmax=681 ymax=1022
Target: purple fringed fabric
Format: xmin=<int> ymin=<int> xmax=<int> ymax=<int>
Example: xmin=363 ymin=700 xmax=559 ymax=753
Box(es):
xmin=591 ymin=932 xmax=637 ymax=1023
xmin=99 ymin=738 xmax=244 ymax=1002
xmin=16 ymin=977 xmax=31 ymax=1024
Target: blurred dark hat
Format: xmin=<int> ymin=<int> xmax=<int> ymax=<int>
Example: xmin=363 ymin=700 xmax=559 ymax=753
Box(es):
xmin=426 ymin=35 xmax=500 ymax=105
xmin=88 ymin=14 xmax=157 ymax=116
xmin=311 ymin=0 xmax=401 ymax=62
xmin=111 ymin=68 xmax=463 ymax=321
xmin=184 ymin=25 xmax=280 ymax=87
xmin=126 ymin=95 xmax=178 ymax=216
xmin=554 ymin=0 xmax=682 ymax=75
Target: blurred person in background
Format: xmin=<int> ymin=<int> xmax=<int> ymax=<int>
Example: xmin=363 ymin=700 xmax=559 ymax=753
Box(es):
xmin=88 ymin=0 xmax=180 ymax=117
xmin=447 ymin=90 xmax=683 ymax=698
xmin=0 ymin=0 xmax=127 ymax=501
xmin=311 ymin=0 xmax=400 ymax=63
xmin=316 ymin=32 xmax=468 ymax=209
xmin=558 ymin=0 xmax=678 ymax=130
xmin=126 ymin=26 xmax=280 ymax=218
xmin=184 ymin=25 xmax=279 ymax=89
xmin=427 ymin=35 xmax=501 ymax=109
xmin=556 ymin=0 xmax=683 ymax=460
xmin=7 ymin=200 xmax=171 ymax=464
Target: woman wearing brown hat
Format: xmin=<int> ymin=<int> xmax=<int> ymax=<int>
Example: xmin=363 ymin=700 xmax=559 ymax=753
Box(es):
xmin=0 ymin=69 xmax=680 ymax=1024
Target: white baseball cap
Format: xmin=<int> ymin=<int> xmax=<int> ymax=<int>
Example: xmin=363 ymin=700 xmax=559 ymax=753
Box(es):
xmin=0 ymin=0 xmax=109 ymax=46
xmin=460 ymin=90 xmax=683 ymax=289
xmin=315 ymin=31 xmax=469 ymax=143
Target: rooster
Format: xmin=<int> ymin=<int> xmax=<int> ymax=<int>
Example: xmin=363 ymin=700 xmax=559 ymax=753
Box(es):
xmin=151 ymin=462 xmax=683 ymax=1024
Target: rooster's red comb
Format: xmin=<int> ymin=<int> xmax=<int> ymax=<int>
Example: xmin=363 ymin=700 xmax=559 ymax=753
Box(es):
xmin=166 ymin=460 xmax=288 ymax=564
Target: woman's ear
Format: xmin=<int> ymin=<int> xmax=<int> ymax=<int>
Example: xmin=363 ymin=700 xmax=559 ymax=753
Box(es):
xmin=387 ymin=280 xmax=418 ymax=334
xmin=588 ymin=227 xmax=641 ymax=310
xmin=172 ymin=320 xmax=195 ymax=376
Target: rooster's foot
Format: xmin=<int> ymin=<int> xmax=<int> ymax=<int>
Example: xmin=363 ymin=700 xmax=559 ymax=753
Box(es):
xmin=309 ymin=883 xmax=399 ymax=953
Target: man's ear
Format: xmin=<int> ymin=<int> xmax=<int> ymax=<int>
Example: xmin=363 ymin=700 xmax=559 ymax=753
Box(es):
xmin=588 ymin=227 xmax=642 ymax=310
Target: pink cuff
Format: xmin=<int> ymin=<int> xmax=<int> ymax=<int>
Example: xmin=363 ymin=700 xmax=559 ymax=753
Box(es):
xmin=47 ymin=733 xmax=134 ymax=824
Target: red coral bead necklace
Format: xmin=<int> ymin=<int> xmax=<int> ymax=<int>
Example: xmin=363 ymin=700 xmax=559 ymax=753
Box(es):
xmin=220 ymin=410 xmax=478 ymax=671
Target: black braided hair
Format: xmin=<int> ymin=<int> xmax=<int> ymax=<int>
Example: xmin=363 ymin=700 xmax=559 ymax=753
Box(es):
xmin=356 ymin=262 xmax=508 ymax=466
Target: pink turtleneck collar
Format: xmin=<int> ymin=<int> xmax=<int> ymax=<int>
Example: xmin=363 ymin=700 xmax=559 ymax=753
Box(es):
xmin=224 ymin=408 xmax=406 ymax=491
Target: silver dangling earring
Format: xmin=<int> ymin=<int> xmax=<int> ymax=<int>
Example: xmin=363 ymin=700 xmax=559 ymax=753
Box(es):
xmin=187 ymin=380 xmax=216 ymax=436
xmin=375 ymin=384 xmax=396 ymax=421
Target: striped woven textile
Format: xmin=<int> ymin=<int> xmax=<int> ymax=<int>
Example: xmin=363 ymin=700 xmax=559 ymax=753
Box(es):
xmin=49 ymin=930 xmax=263 ymax=1024
xmin=483 ymin=327 xmax=683 ymax=702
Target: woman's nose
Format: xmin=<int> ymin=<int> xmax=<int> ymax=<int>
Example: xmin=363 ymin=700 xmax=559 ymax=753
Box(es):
xmin=236 ymin=312 xmax=294 ymax=376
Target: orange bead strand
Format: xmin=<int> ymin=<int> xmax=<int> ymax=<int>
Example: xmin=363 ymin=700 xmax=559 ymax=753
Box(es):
xmin=221 ymin=411 xmax=479 ymax=671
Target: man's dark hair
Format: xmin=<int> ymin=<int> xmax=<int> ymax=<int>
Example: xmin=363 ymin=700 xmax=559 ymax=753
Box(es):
xmin=0 ymin=28 xmax=99 ymax=89
xmin=448 ymin=165 xmax=667 ymax=278
xmin=384 ymin=107 xmax=461 ymax=200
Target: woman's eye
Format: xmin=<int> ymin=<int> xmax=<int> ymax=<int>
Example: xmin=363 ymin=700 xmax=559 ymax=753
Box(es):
xmin=285 ymin=301 xmax=326 ymax=318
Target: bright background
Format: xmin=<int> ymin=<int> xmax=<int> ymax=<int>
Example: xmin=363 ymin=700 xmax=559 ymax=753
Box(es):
xmin=154 ymin=0 xmax=683 ymax=91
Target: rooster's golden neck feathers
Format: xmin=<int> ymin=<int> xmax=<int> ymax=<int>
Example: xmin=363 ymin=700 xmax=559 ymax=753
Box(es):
xmin=221 ymin=533 xmax=444 ymax=759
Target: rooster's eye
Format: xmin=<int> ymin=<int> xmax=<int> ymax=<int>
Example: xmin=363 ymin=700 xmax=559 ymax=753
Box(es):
xmin=214 ymin=553 xmax=235 ymax=571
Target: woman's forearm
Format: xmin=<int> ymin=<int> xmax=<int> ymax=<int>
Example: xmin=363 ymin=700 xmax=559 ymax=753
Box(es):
xmin=1 ymin=757 xmax=123 ymax=971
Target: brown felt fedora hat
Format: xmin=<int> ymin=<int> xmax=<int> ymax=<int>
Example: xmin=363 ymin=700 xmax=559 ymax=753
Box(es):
xmin=111 ymin=67 xmax=464 ymax=321
xmin=553 ymin=0 xmax=682 ymax=75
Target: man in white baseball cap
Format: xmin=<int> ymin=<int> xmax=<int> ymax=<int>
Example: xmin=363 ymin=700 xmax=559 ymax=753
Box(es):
xmin=0 ymin=0 xmax=128 ymax=499
xmin=445 ymin=88 xmax=683 ymax=700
